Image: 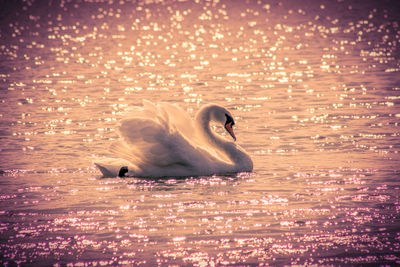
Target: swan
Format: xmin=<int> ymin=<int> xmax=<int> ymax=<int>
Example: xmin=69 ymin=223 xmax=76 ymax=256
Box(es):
xmin=94 ymin=100 xmax=253 ymax=178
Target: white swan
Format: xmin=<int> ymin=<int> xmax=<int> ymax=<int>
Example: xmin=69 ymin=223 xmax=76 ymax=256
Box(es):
xmin=94 ymin=100 xmax=253 ymax=178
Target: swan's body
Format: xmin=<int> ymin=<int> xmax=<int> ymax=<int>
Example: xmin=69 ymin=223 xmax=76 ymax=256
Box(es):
xmin=95 ymin=101 xmax=253 ymax=177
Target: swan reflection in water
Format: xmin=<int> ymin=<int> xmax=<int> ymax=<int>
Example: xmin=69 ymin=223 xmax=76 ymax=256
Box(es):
xmin=95 ymin=101 xmax=253 ymax=177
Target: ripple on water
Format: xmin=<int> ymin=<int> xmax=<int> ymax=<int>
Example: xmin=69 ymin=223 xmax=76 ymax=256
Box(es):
xmin=1 ymin=0 xmax=400 ymax=265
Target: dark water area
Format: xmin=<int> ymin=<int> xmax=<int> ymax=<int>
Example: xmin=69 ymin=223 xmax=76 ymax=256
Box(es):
xmin=1 ymin=0 xmax=400 ymax=265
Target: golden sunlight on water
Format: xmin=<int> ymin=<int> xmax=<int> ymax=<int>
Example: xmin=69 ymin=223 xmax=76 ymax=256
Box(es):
xmin=0 ymin=0 xmax=399 ymax=265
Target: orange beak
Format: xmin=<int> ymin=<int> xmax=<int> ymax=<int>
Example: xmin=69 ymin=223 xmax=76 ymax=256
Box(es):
xmin=225 ymin=122 xmax=236 ymax=141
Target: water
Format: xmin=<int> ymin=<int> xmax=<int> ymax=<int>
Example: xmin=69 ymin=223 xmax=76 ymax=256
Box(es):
xmin=1 ymin=0 xmax=399 ymax=265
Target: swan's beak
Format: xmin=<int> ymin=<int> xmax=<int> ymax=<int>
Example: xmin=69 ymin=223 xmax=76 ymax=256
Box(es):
xmin=225 ymin=122 xmax=236 ymax=141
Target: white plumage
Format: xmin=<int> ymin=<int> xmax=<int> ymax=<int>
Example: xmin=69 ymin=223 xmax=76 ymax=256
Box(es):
xmin=95 ymin=100 xmax=253 ymax=177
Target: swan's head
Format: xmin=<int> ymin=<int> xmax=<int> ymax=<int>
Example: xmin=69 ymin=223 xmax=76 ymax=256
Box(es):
xmin=208 ymin=105 xmax=236 ymax=141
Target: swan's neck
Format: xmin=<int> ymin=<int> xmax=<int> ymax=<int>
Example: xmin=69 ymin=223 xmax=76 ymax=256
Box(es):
xmin=195 ymin=106 xmax=217 ymax=143
xmin=195 ymin=106 xmax=252 ymax=171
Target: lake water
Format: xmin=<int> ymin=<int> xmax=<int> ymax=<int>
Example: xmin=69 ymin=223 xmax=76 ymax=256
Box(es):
xmin=1 ymin=0 xmax=399 ymax=265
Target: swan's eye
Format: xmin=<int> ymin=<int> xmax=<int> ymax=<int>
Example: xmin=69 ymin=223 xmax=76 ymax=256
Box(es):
xmin=225 ymin=114 xmax=235 ymax=126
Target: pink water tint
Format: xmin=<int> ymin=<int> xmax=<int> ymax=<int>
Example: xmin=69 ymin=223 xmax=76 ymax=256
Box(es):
xmin=1 ymin=0 xmax=400 ymax=265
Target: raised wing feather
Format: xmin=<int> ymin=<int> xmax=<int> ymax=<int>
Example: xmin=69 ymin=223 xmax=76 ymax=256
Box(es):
xmin=116 ymin=116 xmax=202 ymax=168
xmin=157 ymin=102 xmax=195 ymax=140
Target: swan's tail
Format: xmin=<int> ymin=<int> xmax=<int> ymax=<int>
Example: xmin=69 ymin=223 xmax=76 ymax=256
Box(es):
xmin=94 ymin=157 xmax=133 ymax=177
xmin=94 ymin=162 xmax=116 ymax=177
xmin=94 ymin=140 xmax=143 ymax=177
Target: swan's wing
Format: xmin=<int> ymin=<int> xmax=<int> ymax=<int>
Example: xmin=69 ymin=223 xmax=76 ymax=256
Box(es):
xmin=123 ymin=100 xmax=159 ymax=121
xmin=157 ymin=102 xmax=195 ymax=140
xmin=109 ymin=140 xmax=142 ymax=165
xmin=116 ymin=117 xmax=203 ymax=168
xmin=126 ymin=100 xmax=196 ymax=139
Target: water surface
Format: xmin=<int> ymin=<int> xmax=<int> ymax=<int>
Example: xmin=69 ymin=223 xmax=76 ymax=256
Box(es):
xmin=1 ymin=0 xmax=400 ymax=265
